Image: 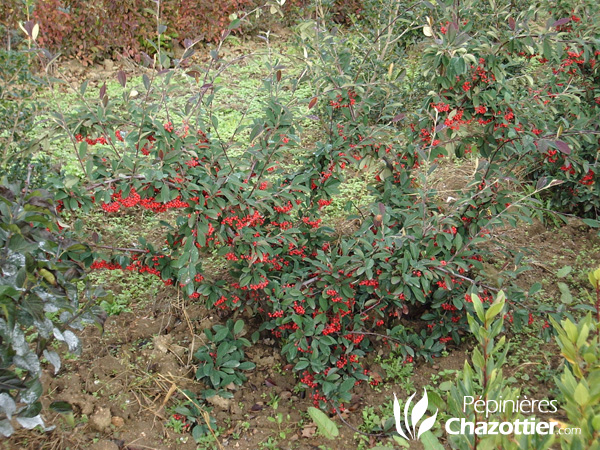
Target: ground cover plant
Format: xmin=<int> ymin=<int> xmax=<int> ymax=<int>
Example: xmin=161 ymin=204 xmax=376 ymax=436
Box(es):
xmin=1 ymin=0 xmax=599 ymax=448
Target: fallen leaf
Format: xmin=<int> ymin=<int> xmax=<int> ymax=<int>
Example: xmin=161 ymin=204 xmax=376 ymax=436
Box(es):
xmin=348 ymin=402 xmax=360 ymax=412
xmin=301 ymin=425 xmax=317 ymax=438
xmin=370 ymin=371 xmax=383 ymax=384
xmin=206 ymin=395 xmax=231 ymax=411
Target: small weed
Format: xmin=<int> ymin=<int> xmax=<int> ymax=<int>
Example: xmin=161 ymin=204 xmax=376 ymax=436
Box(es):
xmin=267 ymin=393 xmax=280 ymax=410
xmin=88 ymin=269 xmax=162 ymax=315
xmin=231 ymin=421 xmax=250 ymax=440
xmin=375 ymin=355 xmax=415 ymax=394
xmin=266 ymin=412 xmax=292 ymax=439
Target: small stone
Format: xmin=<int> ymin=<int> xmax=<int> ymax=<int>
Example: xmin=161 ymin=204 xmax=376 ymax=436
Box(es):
xmin=153 ymin=335 xmax=171 ymax=353
xmin=230 ymin=401 xmax=241 ymax=416
xmin=90 ymin=406 xmax=112 ymax=432
xmin=171 ymin=344 xmax=187 ymax=358
xmin=111 ymin=416 xmax=124 ymax=427
xmin=103 ymin=59 xmax=114 ymax=71
xmin=432 ymin=364 xmax=440 ymax=370
xmin=206 ymin=395 xmax=231 ymax=411
xmin=280 ymin=391 xmax=292 ymax=400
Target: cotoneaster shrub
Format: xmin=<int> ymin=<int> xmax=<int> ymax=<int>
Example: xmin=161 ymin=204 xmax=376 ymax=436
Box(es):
xmin=413 ymin=0 xmax=599 ymax=219
xmin=1 ymin=0 xmax=584 ymax=416
xmin=38 ymin=8 xmax=548 ymax=409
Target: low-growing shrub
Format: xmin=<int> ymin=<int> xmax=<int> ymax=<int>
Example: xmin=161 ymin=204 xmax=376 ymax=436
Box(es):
xmin=44 ymin=21 xmax=538 ymax=408
xmin=15 ymin=0 xmax=596 ymax=415
xmin=0 ymin=181 xmax=107 ymax=437
xmin=194 ymin=319 xmax=256 ymax=396
xmin=414 ymin=0 xmax=599 ymax=219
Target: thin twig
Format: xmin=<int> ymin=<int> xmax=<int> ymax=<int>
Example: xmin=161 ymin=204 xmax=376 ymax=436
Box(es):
xmin=201 ymin=410 xmax=225 ymax=450
xmin=436 ymin=268 xmax=499 ymax=292
xmin=349 ymin=330 xmax=406 ymax=343
xmin=123 ymin=437 xmax=160 ymax=450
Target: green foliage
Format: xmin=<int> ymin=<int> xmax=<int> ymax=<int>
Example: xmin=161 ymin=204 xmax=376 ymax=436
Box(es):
xmin=16 ymin=0 xmax=596 ymax=415
xmin=171 ymin=394 xmax=221 ymax=444
xmin=42 ymin=5 xmax=549 ymax=409
xmin=0 ymin=30 xmax=106 ymax=438
xmin=416 ymin=0 xmax=600 ymax=218
xmin=194 ymin=319 xmax=255 ymax=395
xmin=349 ymin=0 xmax=427 ymax=61
xmin=0 ymin=48 xmax=46 ymax=183
xmin=0 ymin=181 xmax=106 ymax=437
xmin=550 ymin=267 xmax=600 ymax=449
xmin=377 ymin=355 xmax=414 ymax=392
xmin=88 ymin=269 xmax=161 ymax=316
xmin=442 ymin=292 xmax=555 ymax=449
xmin=434 ymin=273 xmax=600 ymax=449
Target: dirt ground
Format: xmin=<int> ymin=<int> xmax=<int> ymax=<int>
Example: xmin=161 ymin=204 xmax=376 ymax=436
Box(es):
xmin=5 ymin=288 xmax=466 ymax=450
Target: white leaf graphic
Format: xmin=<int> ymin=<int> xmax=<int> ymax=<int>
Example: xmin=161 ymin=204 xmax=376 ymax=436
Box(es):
xmin=411 ymin=389 xmax=429 ymax=436
xmin=392 ymin=389 xmax=439 ymax=441
xmin=417 ymin=410 xmax=438 ymax=439
xmin=404 ymin=392 xmax=415 ymax=439
xmin=394 ymin=393 xmax=410 ymax=440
